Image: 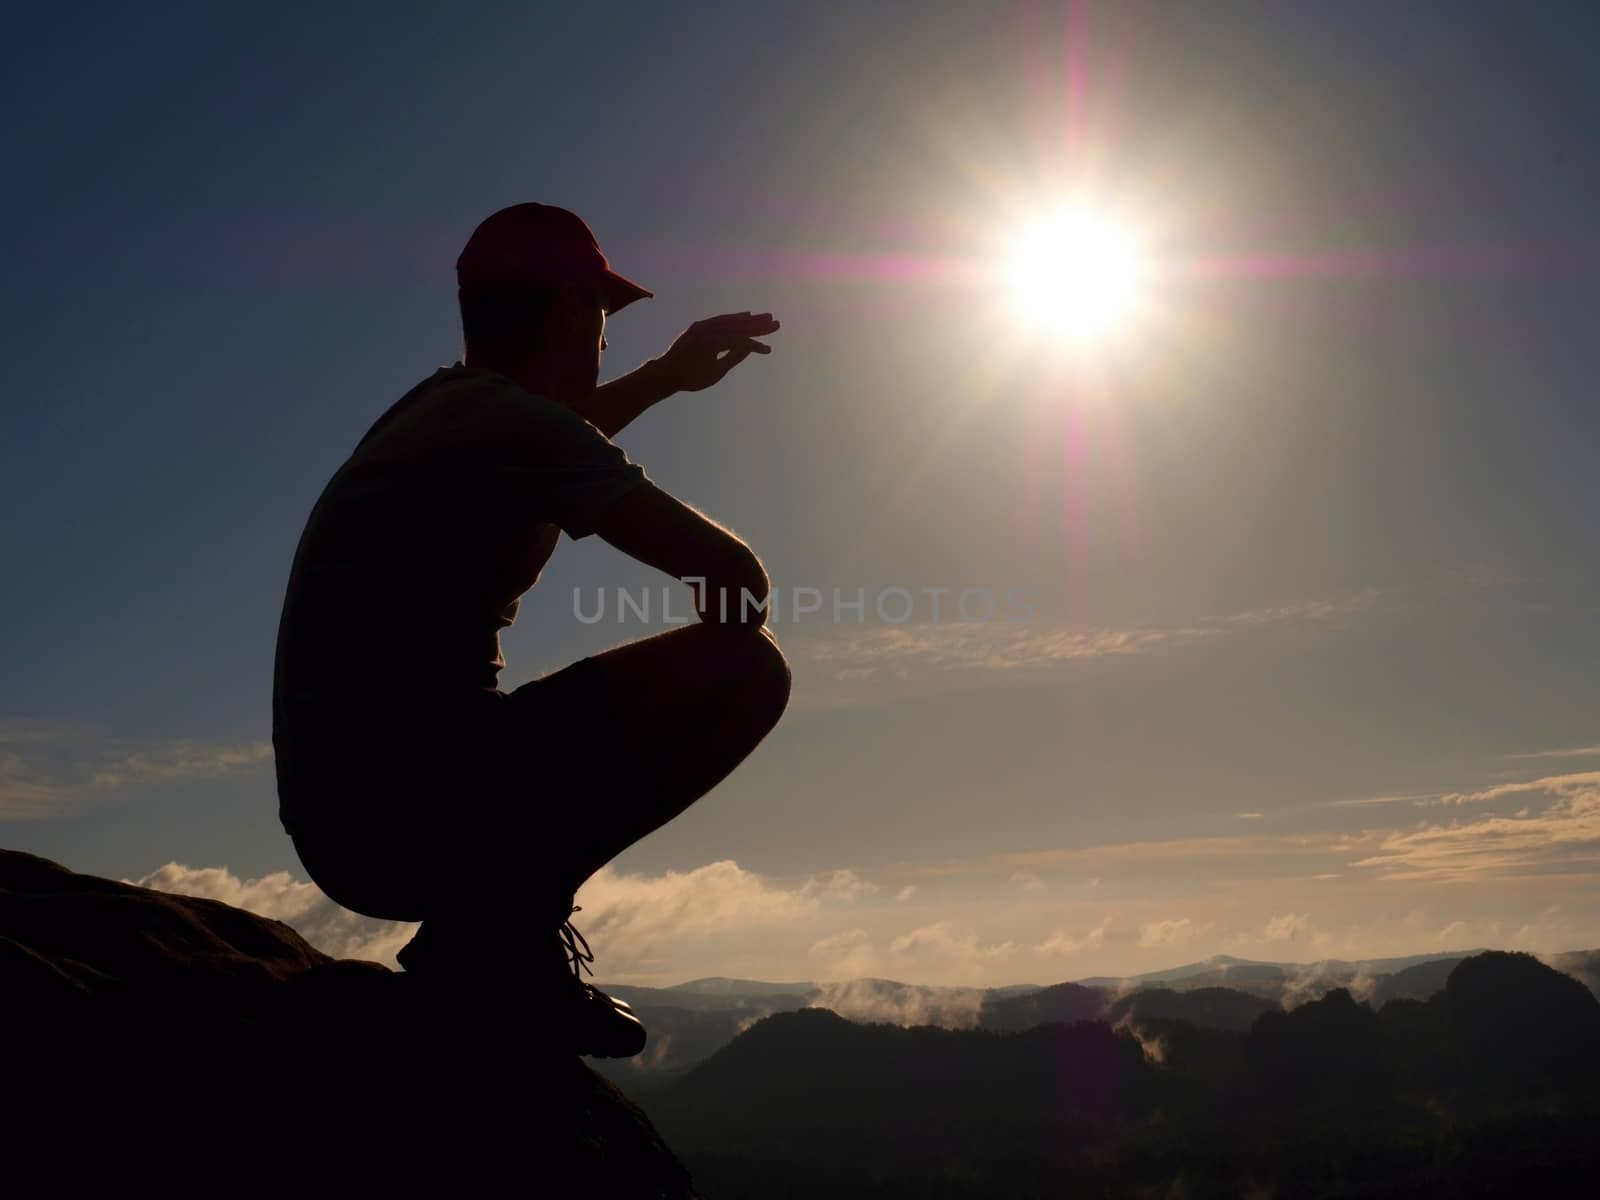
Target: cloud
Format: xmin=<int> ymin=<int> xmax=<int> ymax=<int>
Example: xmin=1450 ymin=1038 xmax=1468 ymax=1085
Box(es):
xmin=885 ymin=921 xmax=1020 ymax=985
xmin=122 ymin=840 xmax=1600 ymax=993
xmin=1509 ymin=745 xmax=1600 ymax=760
xmin=1349 ymin=780 xmax=1600 ymax=881
xmin=1236 ymin=811 xmax=1264 ymax=820
xmin=814 ymin=917 xmax=1095 ymax=996
xmin=1220 ymin=591 xmax=1380 ymax=627
xmin=1261 ymin=912 xmax=1314 ymax=943
xmin=1137 ymin=918 xmax=1210 ymax=948
xmin=88 ymin=741 xmax=272 ymax=791
xmin=132 ymin=856 xmax=887 ymax=981
xmin=1009 ymin=870 xmax=1046 ymax=893
xmin=1219 ymin=913 xmax=1336 ymax=969
xmin=1322 ymin=792 xmax=1444 ymax=809
xmin=809 ymin=977 xmax=989 ymax=1029
xmin=1280 ymin=960 xmax=1376 ymax=1011
xmin=574 ymin=860 xmax=861 ymax=978
xmin=895 ymin=884 xmax=917 ymax=902
xmin=799 ymin=868 xmax=880 ymax=904
xmin=129 ymin=862 xmax=417 ymax=966
xmin=1425 ymin=770 xmax=1600 ymax=807
xmin=894 ymin=830 xmax=1360 ymax=886
xmin=1037 ymin=917 xmax=1110 ymax=958
xmin=808 ymin=927 xmax=879 ymax=979
xmin=1 ymin=719 xmax=273 ymax=819
xmin=784 ymin=588 xmax=1382 ymax=708
xmin=880 ymin=774 xmax=1600 ymax=895
xmin=0 ymin=751 xmax=73 ymax=818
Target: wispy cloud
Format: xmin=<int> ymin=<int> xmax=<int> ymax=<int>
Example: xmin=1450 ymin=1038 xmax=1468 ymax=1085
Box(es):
xmin=0 ymin=751 xmax=73 ymax=818
xmin=88 ymin=741 xmax=272 ymax=791
xmin=1424 ymin=770 xmax=1600 ymax=807
xmin=800 ymin=867 xmax=880 ymax=903
xmin=113 ymin=766 xmax=1600 ymax=986
xmin=785 ymin=588 xmax=1381 ymax=708
xmin=130 ymin=861 xmax=416 ymax=965
xmin=885 ymin=775 xmax=1600 ymax=890
xmin=1349 ymin=777 xmax=1600 ymax=881
xmin=1322 ymin=792 xmax=1445 ymax=809
xmin=572 ymin=859 xmax=889 ymax=980
xmin=1219 ymin=592 xmax=1380 ymax=627
xmin=131 ymin=830 xmax=1600 ymax=990
xmin=809 ymin=927 xmax=879 ymax=979
xmin=1260 ymin=912 xmax=1314 ymax=944
xmin=1507 ymin=745 xmax=1600 ymax=760
xmin=1137 ymin=917 xmax=1212 ymax=949
xmin=809 ymin=977 xmax=992 ymax=1029
xmin=1038 ymin=917 xmax=1110 ymax=959
xmin=887 ymin=831 xmax=1362 ymax=885
xmin=889 ymin=920 xmax=1021 ymax=969
xmin=1 ymin=720 xmax=272 ymax=819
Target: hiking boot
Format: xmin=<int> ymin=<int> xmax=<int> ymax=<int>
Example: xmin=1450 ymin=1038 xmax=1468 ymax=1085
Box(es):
xmin=545 ymin=905 xmax=648 ymax=1059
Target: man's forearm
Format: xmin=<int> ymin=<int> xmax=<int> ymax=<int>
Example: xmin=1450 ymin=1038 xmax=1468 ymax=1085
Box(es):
xmin=574 ymin=358 xmax=676 ymax=438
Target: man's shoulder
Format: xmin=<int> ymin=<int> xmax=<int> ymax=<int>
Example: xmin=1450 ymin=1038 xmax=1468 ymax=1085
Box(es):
xmin=399 ymin=364 xmax=587 ymax=435
xmin=347 ymin=365 xmax=539 ymax=460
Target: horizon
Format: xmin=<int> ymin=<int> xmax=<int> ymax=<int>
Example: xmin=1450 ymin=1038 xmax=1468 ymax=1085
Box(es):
xmin=605 ymin=943 xmax=1586 ymax=996
xmin=6 ymin=3 xmax=1600 ymax=990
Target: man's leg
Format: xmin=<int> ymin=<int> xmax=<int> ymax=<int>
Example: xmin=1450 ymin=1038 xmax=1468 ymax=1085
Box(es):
xmin=395 ymin=623 xmax=788 ymax=1063
xmin=398 ymin=625 xmax=787 ymax=966
xmin=543 ymin=622 xmax=792 ymax=892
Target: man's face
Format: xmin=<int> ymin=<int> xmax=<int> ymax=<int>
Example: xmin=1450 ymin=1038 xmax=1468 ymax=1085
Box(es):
xmin=547 ymin=286 xmax=606 ymax=404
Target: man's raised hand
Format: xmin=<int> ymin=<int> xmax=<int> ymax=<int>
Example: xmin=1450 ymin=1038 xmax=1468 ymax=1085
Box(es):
xmin=654 ymin=311 xmax=780 ymax=393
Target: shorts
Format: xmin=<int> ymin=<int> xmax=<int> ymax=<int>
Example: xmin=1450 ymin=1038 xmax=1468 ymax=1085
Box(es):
xmin=284 ymin=655 xmax=619 ymax=925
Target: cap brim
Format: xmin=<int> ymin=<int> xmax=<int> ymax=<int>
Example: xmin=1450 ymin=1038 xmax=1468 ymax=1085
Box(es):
xmin=599 ymin=269 xmax=653 ymax=315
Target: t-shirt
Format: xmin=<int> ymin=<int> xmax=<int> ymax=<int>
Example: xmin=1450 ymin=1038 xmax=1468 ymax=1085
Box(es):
xmin=270 ymin=361 xmax=649 ymax=834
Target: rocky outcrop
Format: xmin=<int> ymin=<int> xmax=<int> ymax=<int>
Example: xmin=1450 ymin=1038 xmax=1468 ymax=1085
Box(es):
xmin=2 ymin=847 xmax=698 ymax=1194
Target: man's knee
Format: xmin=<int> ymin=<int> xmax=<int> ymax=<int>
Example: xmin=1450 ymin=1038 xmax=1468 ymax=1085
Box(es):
xmin=700 ymin=620 xmax=789 ymax=698
xmin=681 ymin=623 xmax=790 ymax=737
xmin=740 ymin=625 xmax=792 ymax=728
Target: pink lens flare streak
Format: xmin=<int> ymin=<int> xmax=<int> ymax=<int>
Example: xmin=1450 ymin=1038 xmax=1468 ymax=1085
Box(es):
xmin=1172 ymin=242 xmax=1552 ymax=283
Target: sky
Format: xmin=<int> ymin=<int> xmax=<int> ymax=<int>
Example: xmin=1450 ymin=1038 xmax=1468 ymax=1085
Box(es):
xmin=4 ymin=1 xmax=1599 ymax=988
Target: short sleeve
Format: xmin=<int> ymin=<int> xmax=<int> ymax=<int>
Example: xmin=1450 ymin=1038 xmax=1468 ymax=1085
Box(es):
xmin=471 ymin=387 xmax=651 ymax=540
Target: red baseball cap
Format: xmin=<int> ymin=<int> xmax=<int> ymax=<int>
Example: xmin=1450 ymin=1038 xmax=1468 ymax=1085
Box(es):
xmin=455 ymin=202 xmax=654 ymax=314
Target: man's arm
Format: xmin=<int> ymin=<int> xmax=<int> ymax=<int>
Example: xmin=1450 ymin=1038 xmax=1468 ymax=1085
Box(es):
xmin=570 ymin=312 xmax=780 ymax=439
xmin=586 ymin=480 xmax=771 ymax=631
xmin=576 ymin=357 xmax=674 ymax=440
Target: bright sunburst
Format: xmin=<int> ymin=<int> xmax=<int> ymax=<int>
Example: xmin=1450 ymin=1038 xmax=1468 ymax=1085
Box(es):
xmin=1006 ymin=208 xmax=1145 ymax=341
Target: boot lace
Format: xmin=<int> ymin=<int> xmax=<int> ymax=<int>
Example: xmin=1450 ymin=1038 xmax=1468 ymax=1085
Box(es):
xmin=559 ymin=904 xmax=596 ymax=981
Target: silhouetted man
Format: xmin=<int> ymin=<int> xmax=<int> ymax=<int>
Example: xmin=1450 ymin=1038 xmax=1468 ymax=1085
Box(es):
xmin=271 ymin=203 xmax=791 ymax=1057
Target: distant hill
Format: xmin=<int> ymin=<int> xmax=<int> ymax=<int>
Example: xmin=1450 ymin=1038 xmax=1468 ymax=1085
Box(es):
xmin=1547 ymin=948 xmax=1600 ymax=997
xmin=667 ymin=1007 xmax=1135 ymax=1133
xmin=594 ymin=947 xmax=1600 ymax=1084
xmin=602 ymin=980 xmax=818 ymax=1014
xmin=592 ymin=982 xmax=822 ymax=1083
xmin=667 ymin=976 xmax=820 ymax=997
xmin=1074 ymin=949 xmax=1491 ymax=1000
xmin=988 ymin=982 xmax=1045 ymax=998
xmin=1076 ymin=953 xmax=1270 ymax=988
xmin=978 ymin=980 xmax=1109 ymax=1031
xmin=1106 ymin=985 xmax=1278 ymax=1033
xmin=1369 ymin=955 xmax=1468 ymax=1007
xmin=635 ymin=951 xmax=1600 ymax=1198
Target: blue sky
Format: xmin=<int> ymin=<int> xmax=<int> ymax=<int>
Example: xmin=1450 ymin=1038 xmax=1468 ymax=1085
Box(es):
xmin=4 ymin=2 xmax=1599 ymax=985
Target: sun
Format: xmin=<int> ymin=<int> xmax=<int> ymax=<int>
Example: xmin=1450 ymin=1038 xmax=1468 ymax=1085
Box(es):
xmin=1006 ymin=208 xmax=1145 ymax=341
